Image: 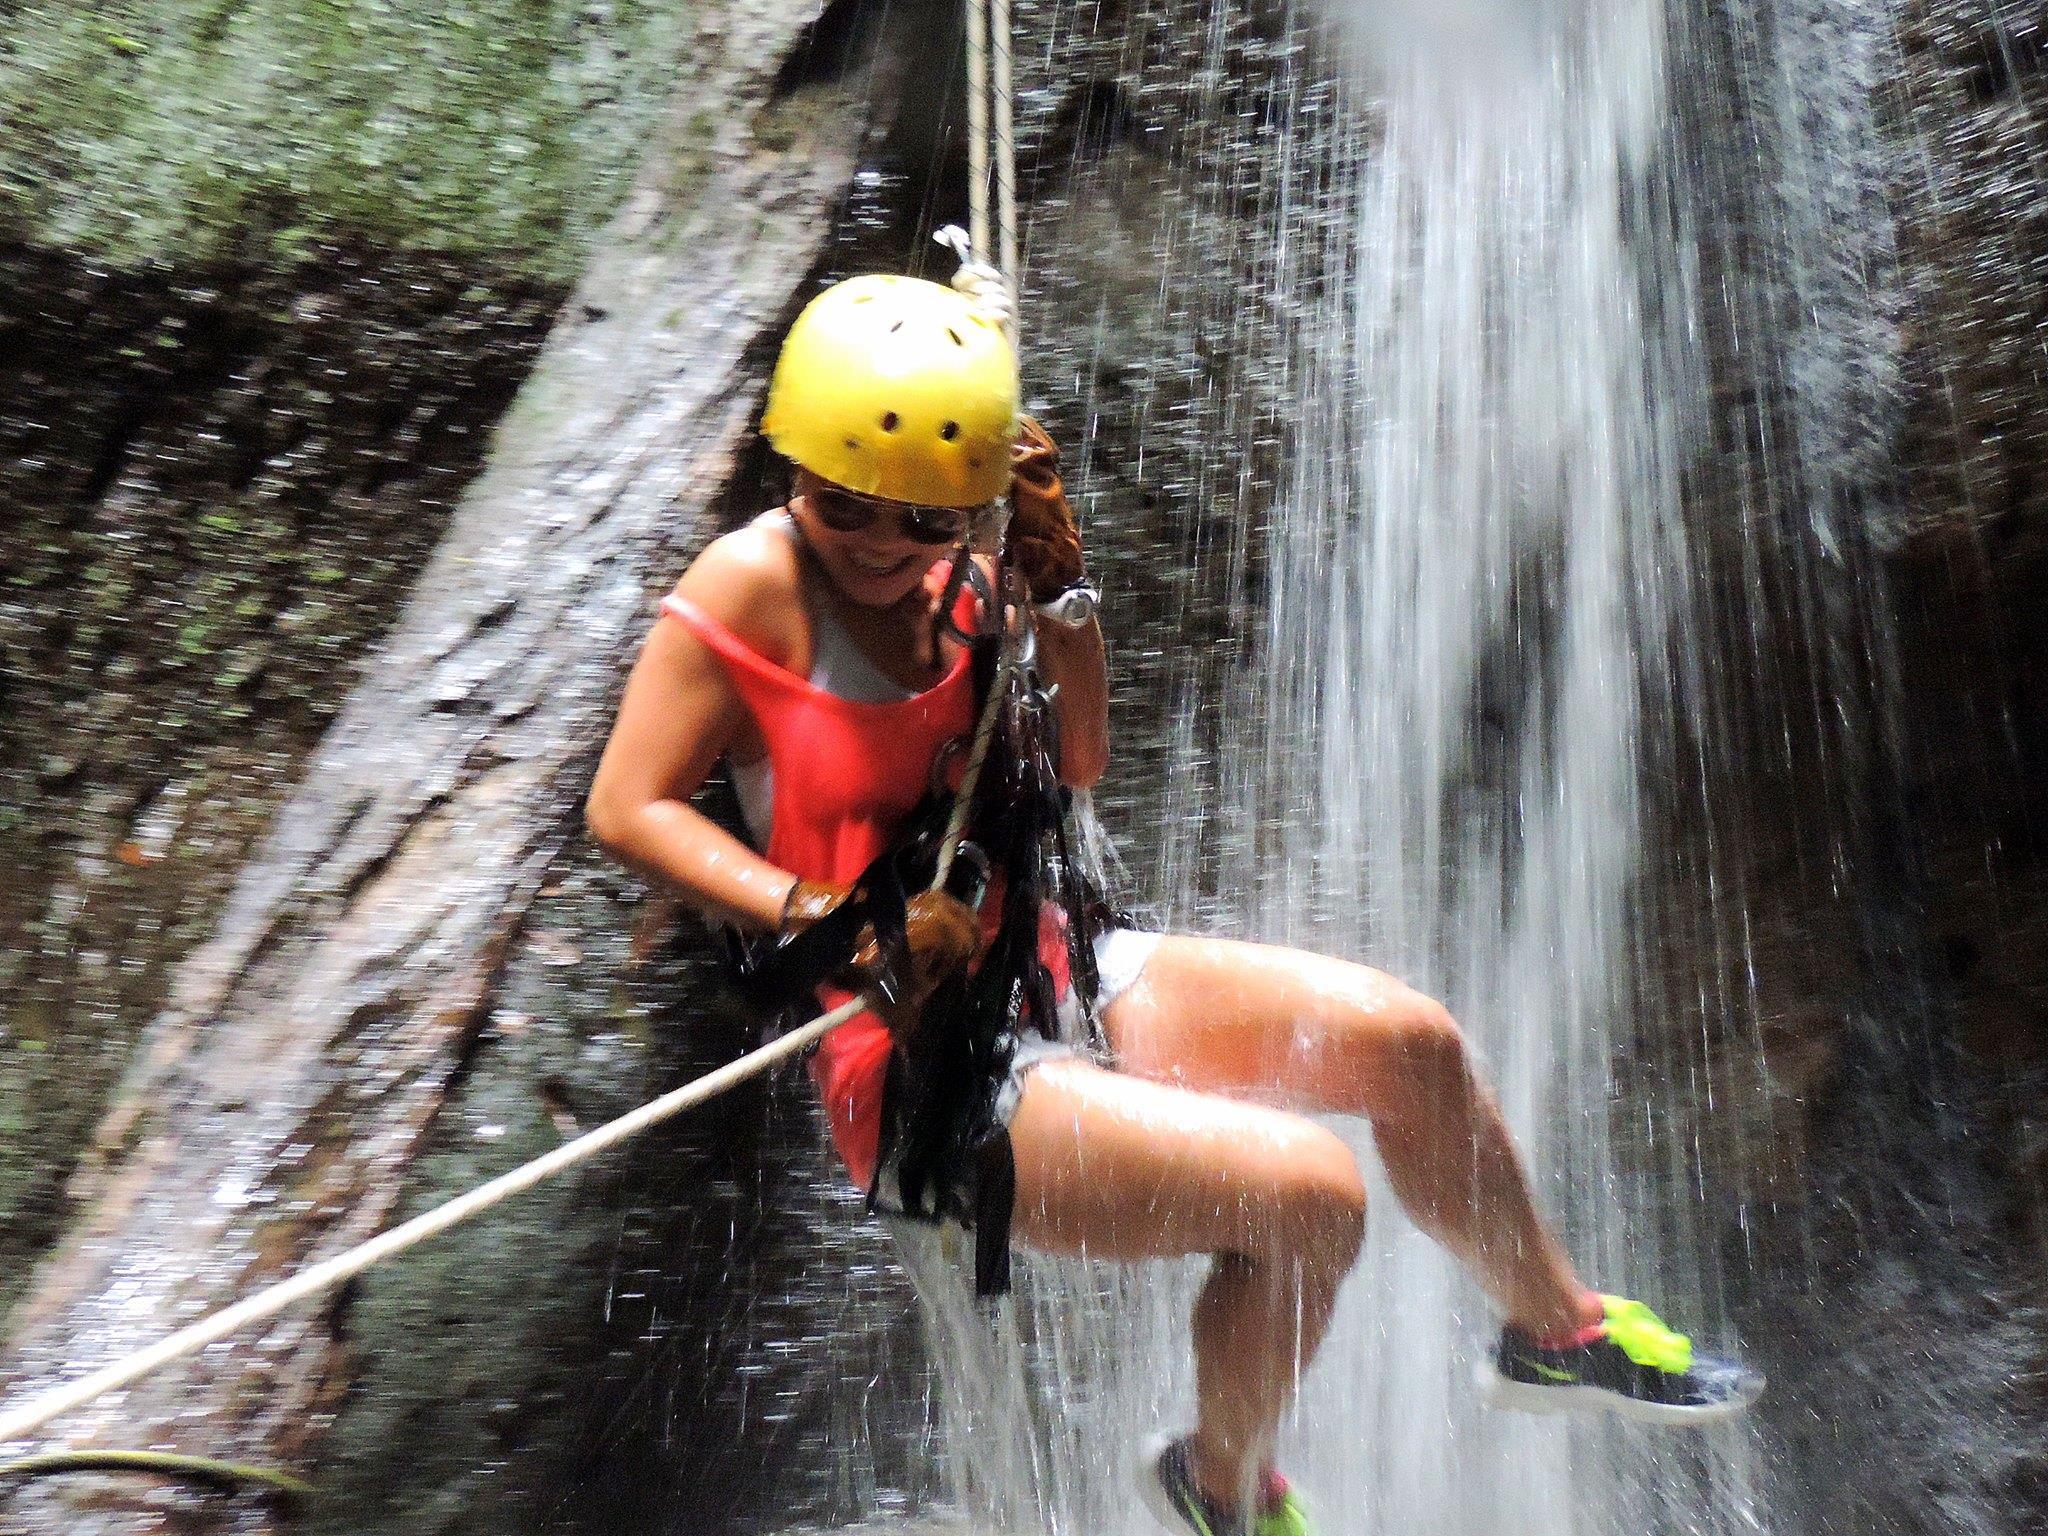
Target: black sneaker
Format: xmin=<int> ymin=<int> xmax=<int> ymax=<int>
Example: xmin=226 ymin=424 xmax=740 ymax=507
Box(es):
xmin=1136 ymin=1434 xmax=1313 ymax=1536
xmin=1477 ymin=1294 xmax=1764 ymax=1424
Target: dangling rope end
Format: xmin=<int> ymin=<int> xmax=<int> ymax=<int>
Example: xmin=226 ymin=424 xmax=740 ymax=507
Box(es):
xmin=934 ymin=224 xmax=975 ymax=266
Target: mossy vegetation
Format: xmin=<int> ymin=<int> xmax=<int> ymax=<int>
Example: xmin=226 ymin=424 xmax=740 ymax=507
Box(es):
xmin=0 ymin=0 xmax=694 ymax=280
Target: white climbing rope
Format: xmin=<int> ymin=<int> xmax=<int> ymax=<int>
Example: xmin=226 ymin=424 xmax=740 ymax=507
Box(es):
xmin=991 ymin=0 xmax=1018 ymax=289
xmin=0 ymin=1019 xmax=870 ymax=1448
xmin=0 ymin=997 xmax=866 ymax=1446
xmin=0 ymin=0 xmax=1029 ymax=1452
xmin=965 ymin=0 xmax=992 ymax=264
xmin=946 ymin=0 xmax=1020 ymax=339
xmin=0 ymin=613 xmax=1018 ymax=1448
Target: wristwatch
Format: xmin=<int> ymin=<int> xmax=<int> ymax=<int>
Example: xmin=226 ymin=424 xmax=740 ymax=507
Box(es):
xmin=1034 ymin=581 xmax=1100 ymax=629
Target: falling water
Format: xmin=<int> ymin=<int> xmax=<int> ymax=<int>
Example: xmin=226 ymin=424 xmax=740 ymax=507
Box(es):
xmin=1228 ymin=0 xmax=1768 ymax=1529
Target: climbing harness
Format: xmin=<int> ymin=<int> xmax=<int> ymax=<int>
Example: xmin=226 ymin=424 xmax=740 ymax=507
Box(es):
xmin=0 ymin=0 xmax=1032 ymax=1456
xmin=868 ymin=610 xmax=1115 ymax=1297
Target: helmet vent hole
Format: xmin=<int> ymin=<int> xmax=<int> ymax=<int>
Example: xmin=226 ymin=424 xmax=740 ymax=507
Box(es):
xmin=946 ymin=327 xmax=964 ymax=347
xmin=843 ymin=436 xmax=860 ymax=450
xmin=939 ymin=421 xmax=960 ymax=441
xmin=879 ymin=411 xmax=900 ymax=432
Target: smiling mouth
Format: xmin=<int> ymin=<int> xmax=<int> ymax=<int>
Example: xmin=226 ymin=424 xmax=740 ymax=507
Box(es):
xmin=847 ymin=551 xmax=915 ymax=579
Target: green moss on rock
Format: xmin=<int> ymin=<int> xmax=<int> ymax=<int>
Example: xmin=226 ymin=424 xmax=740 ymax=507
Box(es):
xmin=0 ymin=0 xmax=694 ymax=281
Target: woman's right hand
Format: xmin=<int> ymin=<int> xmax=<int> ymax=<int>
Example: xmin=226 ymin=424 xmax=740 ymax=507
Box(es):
xmin=783 ymin=879 xmax=982 ymax=1013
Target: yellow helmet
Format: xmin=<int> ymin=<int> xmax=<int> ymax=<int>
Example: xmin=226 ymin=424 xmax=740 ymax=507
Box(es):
xmin=762 ymin=274 xmax=1019 ymax=508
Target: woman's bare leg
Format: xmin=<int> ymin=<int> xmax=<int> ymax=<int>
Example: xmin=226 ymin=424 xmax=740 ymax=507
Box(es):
xmin=1102 ymin=936 xmax=1597 ymax=1339
xmin=1008 ymin=1058 xmax=1367 ymax=1511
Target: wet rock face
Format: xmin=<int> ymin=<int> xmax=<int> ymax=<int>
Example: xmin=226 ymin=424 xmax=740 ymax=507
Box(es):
xmin=1884 ymin=8 xmax=2048 ymax=1521
xmin=1643 ymin=0 xmax=2048 ymax=1526
xmin=0 ymin=247 xmax=557 ymax=1322
xmin=1889 ymin=0 xmax=2048 ymax=1110
xmin=1893 ymin=0 xmax=2048 ymax=561
xmin=0 ymin=0 xmax=697 ymax=1335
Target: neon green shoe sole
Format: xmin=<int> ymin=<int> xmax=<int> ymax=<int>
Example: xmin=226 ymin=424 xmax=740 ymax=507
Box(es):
xmin=1477 ymin=1293 xmax=1765 ymax=1424
xmin=1136 ymin=1433 xmax=1313 ymax=1536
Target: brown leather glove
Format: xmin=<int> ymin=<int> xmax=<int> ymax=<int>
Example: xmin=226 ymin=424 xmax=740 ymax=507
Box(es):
xmin=780 ymin=878 xmax=850 ymax=935
xmin=1008 ymin=416 xmax=1085 ymax=602
xmin=865 ymin=890 xmax=982 ymax=1014
xmin=781 ymin=879 xmax=982 ymax=1016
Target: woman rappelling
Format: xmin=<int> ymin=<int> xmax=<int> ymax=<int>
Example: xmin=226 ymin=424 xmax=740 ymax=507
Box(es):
xmin=583 ymin=267 xmax=1762 ymax=1536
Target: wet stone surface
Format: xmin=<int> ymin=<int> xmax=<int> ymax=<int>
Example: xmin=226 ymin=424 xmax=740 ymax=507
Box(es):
xmin=0 ymin=247 xmax=559 ymax=1325
xmin=0 ymin=0 xmax=701 ymax=1339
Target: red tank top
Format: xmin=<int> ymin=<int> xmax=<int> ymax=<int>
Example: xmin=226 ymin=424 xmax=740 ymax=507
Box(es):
xmin=662 ymin=580 xmax=978 ymax=1187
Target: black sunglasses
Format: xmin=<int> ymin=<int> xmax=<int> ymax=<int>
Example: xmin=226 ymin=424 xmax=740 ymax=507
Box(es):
xmin=806 ymin=486 xmax=972 ymax=546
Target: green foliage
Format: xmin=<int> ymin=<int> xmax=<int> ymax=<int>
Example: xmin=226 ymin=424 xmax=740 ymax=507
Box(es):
xmin=0 ymin=0 xmax=693 ymax=280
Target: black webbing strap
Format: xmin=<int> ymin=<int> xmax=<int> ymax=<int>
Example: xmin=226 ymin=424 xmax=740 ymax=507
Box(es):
xmin=973 ymin=1131 xmax=1016 ymax=1296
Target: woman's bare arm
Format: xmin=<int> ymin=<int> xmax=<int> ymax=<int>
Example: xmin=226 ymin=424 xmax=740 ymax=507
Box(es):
xmin=1033 ymin=612 xmax=1110 ymax=788
xmin=585 ymin=535 xmax=801 ymax=932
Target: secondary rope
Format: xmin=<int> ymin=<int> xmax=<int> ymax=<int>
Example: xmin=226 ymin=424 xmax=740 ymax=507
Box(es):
xmin=0 ymin=1450 xmax=314 ymax=1499
xmin=965 ymin=0 xmax=991 ymax=265
xmin=991 ymin=0 xmax=1018 ymax=289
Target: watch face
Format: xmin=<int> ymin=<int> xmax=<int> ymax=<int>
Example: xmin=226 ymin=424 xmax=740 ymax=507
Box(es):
xmin=1044 ymin=586 xmax=1098 ymax=626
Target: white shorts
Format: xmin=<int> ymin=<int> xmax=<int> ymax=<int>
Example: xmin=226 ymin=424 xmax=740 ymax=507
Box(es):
xmin=1093 ymin=926 xmax=1162 ymax=1010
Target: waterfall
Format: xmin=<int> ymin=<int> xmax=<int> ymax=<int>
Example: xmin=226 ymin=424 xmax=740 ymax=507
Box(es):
xmin=1231 ymin=0 xmax=1769 ymax=1529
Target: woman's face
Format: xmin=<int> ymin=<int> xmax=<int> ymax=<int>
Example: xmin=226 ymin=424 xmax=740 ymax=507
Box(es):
xmin=791 ymin=472 xmax=968 ymax=608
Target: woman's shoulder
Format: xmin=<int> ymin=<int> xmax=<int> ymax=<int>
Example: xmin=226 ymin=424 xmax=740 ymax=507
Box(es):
xmin=670 ymin=513 xmax=803 ymax=661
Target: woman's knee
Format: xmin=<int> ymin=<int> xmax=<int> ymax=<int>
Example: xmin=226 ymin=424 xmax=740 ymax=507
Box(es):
xmin=1383 ymin=991 xmax=1474 ymax=1097
xmin=1316 ymin=981 xmax=1477 ymax=1124
xmin=1259 ymin=1127 xmax=1368 ymax=1271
